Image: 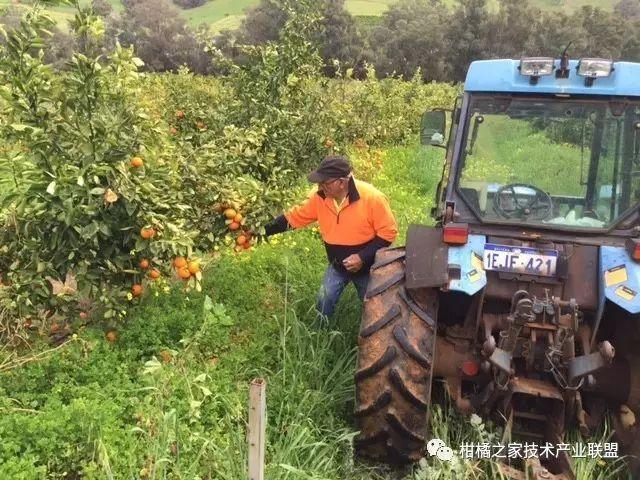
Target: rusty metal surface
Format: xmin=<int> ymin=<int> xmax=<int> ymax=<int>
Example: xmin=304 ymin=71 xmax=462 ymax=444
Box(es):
xmin=405 ymin=224 xmax=448 ymax=289
xmin=432 ymin=336 xmax=481 ymax=378
xmin=510 ymin=377 xmax=564 ymax=401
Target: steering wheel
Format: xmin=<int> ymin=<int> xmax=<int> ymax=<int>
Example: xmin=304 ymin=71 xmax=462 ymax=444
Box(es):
xmin=493 ymin=183 xmax=554 ymax=220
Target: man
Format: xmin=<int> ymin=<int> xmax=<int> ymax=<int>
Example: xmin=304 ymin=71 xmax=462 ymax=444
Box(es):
xmin=264 ymin=155 xmax=398 ymax=317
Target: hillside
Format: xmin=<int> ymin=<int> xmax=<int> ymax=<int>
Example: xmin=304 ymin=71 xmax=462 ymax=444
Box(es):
xmin=0 ymin=0 xmax=619 ymax=33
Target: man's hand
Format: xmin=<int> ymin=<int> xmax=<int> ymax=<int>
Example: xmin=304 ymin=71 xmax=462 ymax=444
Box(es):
xmin=343 ymin=254 xmax=363 ymax=273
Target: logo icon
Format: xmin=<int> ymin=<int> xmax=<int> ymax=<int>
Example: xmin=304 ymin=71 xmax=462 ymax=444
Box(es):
xmin=427 ymin=438 xmax=454 ymax=462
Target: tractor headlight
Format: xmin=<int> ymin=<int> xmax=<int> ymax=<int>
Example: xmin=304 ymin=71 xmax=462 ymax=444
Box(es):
xmin=577 ymin=58 xmax=614 ymax=79
xmin=519 ymin=57 xmax=555 ymax=77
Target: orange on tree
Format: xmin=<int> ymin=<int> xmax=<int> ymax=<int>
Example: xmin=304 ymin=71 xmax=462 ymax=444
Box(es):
xmin=170 ymin=127 xmax=178 ymax=135
xmin=149 ymin=268 xmax=161 ymax=280
xmin=233 ymin=212 xmax=243 ymax=223
xmin=132 ymin=284 xmax=144 ymax=297
xmin=130 ymin=157 xmax=144 ymax=168
xmin=176 ymin=110 xmax=185 ymax=119
xmin=139 ymin=259 xmax=150 ymax=270
xmin=229 ymin=221 xmax=240 ymax=231
xmin=140 ymin=227 xmax=155 ymax=239
xmin=79 ymin=311 xmax=88 ymax=319
xmin=187 ymin=261 xmax=200 ymax=275
xmin=224 ymin=208 xmax=237 ymax=219
xmin=106 ymin=330 xmax=118 ymax=343
xmin=236 ymin=235 xmax=247 ymax=246
xmin=178 ymin=267 xmax=191 ymax=279
xmin=173 ymin=257 xmax=187 ymax=269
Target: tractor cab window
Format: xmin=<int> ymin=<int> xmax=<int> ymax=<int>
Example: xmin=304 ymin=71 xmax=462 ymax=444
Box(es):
xmin=458 ymin=96 xmax=640 ymax=229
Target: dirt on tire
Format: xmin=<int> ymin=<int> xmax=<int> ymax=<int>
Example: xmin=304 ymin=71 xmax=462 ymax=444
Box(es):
xmin=355 ymin=247 xmax=438 ymax=463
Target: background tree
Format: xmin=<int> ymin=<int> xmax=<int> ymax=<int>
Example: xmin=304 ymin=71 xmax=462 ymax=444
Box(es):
xmin=107 ymin=0 xmax=214 ymax=73
xmin=446 ymin=0 xmax=490 ymax=81
xmin=369 ymin=0 xmax=451 ymax=81
xmin=172 ymin=0 xmax=207 ymax=8
xmin=92 ymin=0 xmax=113 ymax=16
xmin=236 ymin=0 xmax=365 ymax=74
xmin=615 ymin=0 xmax=640 ymax=21
xmin=484 ymin=0 xmax=539 ymax=58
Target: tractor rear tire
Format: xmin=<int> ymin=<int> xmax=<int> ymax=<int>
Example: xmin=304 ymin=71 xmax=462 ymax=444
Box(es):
xmin=354 ymin=247 xmax=438 ymax=463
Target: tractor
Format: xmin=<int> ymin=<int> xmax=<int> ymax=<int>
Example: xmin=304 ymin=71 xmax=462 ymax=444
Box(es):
xmin=355 ymin=56 xmax=640 ymax=479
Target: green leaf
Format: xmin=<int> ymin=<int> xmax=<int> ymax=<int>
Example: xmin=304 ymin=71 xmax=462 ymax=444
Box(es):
xmin=77 ymin=176 xmax=85 ymax=186
xmin=143 ymin=358 xmax=162 ymax=375
xmin=89 ymin=187 xmax=105 ymax=195
xmin=46 ymin=181 xmax=56 ymax=195
xmin=203 ymin=295 xmax=214 ymax=312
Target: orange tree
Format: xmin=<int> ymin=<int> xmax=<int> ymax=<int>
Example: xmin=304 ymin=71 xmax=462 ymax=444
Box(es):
xmin=0 ymin=3 xmax=195 ymax=334
xmin=153 ymin=0 xmax=332 ymax=249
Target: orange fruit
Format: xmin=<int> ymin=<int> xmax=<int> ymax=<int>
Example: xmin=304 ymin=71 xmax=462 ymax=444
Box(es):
xmin=196 ymin=121 xmax=207 ymax=130
xmin=243 ymin=242 xmax=252 ymax=250
xmin=173 ymin=257 xmax=187 ymax=269
xmin=178 ymin=267 xmax=191 ymax=279
xmin=236 ymin=235 xmax=247 ymax=246
xmin=130 ymin=157 xmax=144 ymax=168
xmin=132 ymin=284 xmax=143 ymax=297
xmin=324 ymin=139 xmax=335 ymax=148
xmin=139 ymin=259 xmax=150 ymax=270
xmin=140 ymin=227 xmax=155 ymax=239
xmin=170 ymin=127 xmax=178 ymax=135
xmin=79 ymin=311 xmax=88 ymax=319
xmin=106 ymin=330 xmax=118 ymax=343
xmin=224 ymin=208 xmax=237 ymax=219
xmin=176 ymin=110 xmax=185 ymax=119
xmin=149 ymin=268 xmax=161 ymax=279
xmin=187 ymin=261 xmax=200 ymax=275
xmin=159 ymin=350 xmax=172 ymax=363
xmin=233 ymin=213 xmax=243 ymax=223
xmin=229 ymin=221 xmax=240 ymax=231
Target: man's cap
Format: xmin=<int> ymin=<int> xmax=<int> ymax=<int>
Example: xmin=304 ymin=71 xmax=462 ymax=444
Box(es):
xmin=307 ymin=155 xmax=353 ymax=183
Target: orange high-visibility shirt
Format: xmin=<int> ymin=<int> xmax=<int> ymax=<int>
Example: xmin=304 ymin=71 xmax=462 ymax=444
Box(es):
xmin=284 ymin=177 xmax=398 ymax=273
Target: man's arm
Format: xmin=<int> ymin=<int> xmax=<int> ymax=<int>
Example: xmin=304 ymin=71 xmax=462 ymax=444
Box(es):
xmin=264 ymin=214 xmax=291 ymax=237
xmin=264 ymin=190 xmax=319 ymax=237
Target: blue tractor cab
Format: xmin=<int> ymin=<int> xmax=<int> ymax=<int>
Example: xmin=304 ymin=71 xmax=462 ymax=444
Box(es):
xmin=355 ymin=57 xmax=640 ymax=479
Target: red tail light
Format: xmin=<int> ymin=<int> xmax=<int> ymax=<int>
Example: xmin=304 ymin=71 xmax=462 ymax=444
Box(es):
xmin=443 ymin=223 xmax=469 ymax=245
xmin=626 ymin=238 xmax=640 ymax=261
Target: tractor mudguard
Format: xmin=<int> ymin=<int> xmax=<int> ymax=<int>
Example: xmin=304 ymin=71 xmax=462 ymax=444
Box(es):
xmin=405 ymin=224 xmax=448 ymax=290
xmin=446 ymin=234 xmax=487 ymax=296
xmin=405 ymin=225 xmax=487 ymax=295
xmin=601 ymin=246 xmax=640 ymax=314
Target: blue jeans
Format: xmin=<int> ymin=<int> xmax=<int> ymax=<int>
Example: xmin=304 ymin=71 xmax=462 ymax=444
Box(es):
xmin=316 ymin=264 xmax=370 ymax=317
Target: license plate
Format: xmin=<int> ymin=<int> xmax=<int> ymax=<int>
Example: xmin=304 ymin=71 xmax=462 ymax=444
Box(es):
xmin=483 ymin=244 xmax=558 ymax=277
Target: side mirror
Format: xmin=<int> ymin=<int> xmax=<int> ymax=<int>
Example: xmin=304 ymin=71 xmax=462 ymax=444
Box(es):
xmin=421 ymin=110 xmax=446 ymax=147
